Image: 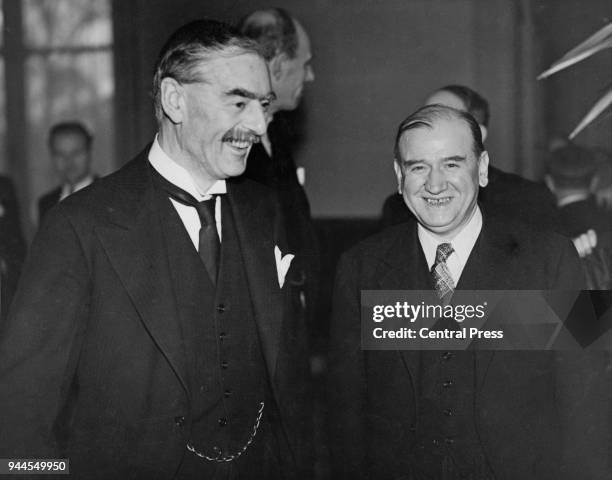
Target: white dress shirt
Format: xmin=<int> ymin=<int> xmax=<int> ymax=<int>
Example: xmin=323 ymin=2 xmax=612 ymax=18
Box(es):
xmin=418 ymin=206 xmax=483 ymax=285
xmin=59 ymin=175 xmax=95 ymax=201
xmin=148 ymin=136 xmax=225 ymax=250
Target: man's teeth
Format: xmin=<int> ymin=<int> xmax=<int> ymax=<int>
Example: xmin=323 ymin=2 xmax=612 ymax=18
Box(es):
xmin=227 ymin=138 xmax=252 ymax=148
xmin=424 ymin=197 xmax=451 ymax=206
xmin=225 ymin=136 xmax=260 ymax=149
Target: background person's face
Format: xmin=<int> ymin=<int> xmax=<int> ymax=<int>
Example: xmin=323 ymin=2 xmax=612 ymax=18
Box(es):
xmin=273 ymin=21 xmax=314 ymax=111
xmin=50 ymin=131 xmax=91 ymax=185
xmin=395 ymin=118 xmax=487 ymax=239
xmin=179 ymin=53 xmax=271 ymax=182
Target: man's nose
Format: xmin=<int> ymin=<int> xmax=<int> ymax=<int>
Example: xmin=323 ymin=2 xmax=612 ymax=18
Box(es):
xmin=425 ymin=168 xmax=447 ymax=194
xmin=244 ymin=102 xmax=267 ymax=136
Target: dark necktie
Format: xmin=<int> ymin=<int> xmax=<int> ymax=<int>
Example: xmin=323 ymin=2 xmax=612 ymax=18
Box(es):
xmin=431 ymin=243 xmax=455 ymax=304
xmin=151 ymin=169 xmax=220 ymax=285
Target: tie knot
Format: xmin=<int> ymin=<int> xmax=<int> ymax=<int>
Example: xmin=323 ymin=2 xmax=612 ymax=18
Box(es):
xmin=194 ymin=197 xmax=216 ymax=226
xmin=435 ymin=243 xmax=454 ymax=264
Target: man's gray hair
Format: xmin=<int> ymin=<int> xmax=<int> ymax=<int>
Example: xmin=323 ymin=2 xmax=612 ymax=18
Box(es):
xmin=152 ymin=19 xmax=262 ymax=123
xmin=238 ymin=8 xmax=298 ymax=61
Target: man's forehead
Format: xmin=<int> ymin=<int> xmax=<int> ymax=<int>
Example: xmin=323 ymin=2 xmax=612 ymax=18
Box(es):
xmin=194 ymin=53 xmax=272 ymax=95
xmin=399 ymin=118 xmax=473 ymax=156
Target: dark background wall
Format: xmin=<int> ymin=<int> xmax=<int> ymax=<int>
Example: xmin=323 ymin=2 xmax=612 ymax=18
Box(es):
xmin=113 ymin=0 xmax=612 ymax=219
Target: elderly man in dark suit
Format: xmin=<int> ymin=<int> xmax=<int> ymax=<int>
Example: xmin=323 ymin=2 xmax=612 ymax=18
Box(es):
xmin=0 ymin=20 xmax=311 ymax=479
xmin=329 ymin=105 xmax=585 ymax=479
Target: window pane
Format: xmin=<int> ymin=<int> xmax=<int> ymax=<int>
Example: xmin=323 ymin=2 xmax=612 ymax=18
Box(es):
xmin=25 ymin=52 xmax=114 ymax=219
xmin=24 ymin=0 xmax=112 ymax=48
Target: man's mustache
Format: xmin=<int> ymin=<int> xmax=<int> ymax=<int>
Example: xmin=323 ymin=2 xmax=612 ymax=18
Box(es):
xmin=222 ymin=129 xmax=261 ymax=144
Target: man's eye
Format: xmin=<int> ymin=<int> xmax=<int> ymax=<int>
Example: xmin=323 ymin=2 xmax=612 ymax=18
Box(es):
xmin=235 ymin=101 xmax=246 ymax=109
xmin=410 ymin=165 xmax=425 ymax=173
xmin=261 ymin=100 xmax=270 ymax=111
xmin=446 ymin=163 xmax=459 ymax=169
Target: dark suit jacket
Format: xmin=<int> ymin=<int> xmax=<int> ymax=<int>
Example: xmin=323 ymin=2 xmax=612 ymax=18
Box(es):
xmin=244 ymin=118 xmax=320 ymax=348
xmin=37 ymin=185 xmax=62 ymax=223
xmin=0 ymin=175 xmax=26 ymax=317
xmin=557 ymin=196 xmax=611 ymax=238
xmin=0 ymin=148 xmax=311 ymax=478
xmin=381 ymin=165 xmax=561 ymax=233
xmin=328 ymin=214 xmax=585 ymax=479
xmin=557 ymin=196 xmax=612 ymax=289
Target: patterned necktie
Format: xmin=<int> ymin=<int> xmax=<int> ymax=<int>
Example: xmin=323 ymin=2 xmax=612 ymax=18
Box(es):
xmin=151 ymin=168 xmax=220 ymax=285
xmin=431 ymin=243 xmax=455 ymax=303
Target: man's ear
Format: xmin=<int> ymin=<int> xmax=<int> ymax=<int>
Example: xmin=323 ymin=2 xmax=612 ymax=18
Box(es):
xmin=478 ymin=151 xmax=489 ymax=188
xmin=479 ymin=124 xmax=488 ymax=143
xmin=160 ymin=77 xmax=185 ymax=124
xmin=268 ymin=53 xmax=287 ymax=81
xmin=393 ymin=160 xmax=403 ymax=195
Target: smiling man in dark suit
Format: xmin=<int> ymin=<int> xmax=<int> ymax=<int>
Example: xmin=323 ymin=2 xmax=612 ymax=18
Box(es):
xmin=0 ymin=20 xmax=311 ymax=479
xmin=380 ymin=85 xmax=560 ymax=234
xmin=328 ymin=105 xmax=585 ymax=479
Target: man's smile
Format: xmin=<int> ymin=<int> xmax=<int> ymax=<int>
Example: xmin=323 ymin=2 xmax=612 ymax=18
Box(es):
xmin=422 ymin=196 xmax=453 ymax=206
xmin=222 ymin=129 xmax=260 ymax=150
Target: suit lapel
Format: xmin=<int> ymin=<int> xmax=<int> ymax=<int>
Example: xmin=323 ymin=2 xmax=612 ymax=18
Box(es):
xmin=94 ymin=154 xmax=189 ymax=395
xmin=456 ymin=215 xmax=521 ymax=389
xmin=226 ymin=178 xmax=284 ymax=382
xmin=376 ymin=223 xmax=432 ymax=291
xmin=375 ymin=224 xmax=429 ymax=387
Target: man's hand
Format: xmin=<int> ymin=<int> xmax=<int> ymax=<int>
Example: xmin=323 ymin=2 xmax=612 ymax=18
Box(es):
xmin=572 ymin=229 xmax=597 ymax=258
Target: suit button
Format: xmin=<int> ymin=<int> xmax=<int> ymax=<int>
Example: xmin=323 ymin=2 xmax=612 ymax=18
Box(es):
xmin=442 ymin=352 xmax=454 ymax=361
xmin=219 ymin=332 xmax=226 ymax=340
xmin=224 ymin=389 xmax=232 ymax=398
xmin=174 ymin=416 xmax=185 ymax=427
xmin=217 ymin=304 xmax=226 ymax=313
xmin=218 ymin=417 xmax=227 ymax=426
xmin=444 ymin=437 xmax=455 ymax=445
xmin=443 ymin=409 xmax=453 ymax=417
xmin=221 ymin=361 xmax=228 ymax=369
xmin=442 ymin=380 xmax=454 ymax=388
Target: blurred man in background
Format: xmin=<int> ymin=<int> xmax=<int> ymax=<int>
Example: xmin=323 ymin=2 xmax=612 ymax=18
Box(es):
xmin=546 ymin=143 xmax=612 ymax=288
xmin=38 ymin=121 xmax=95 ymax=222
xmin=239 ymin=7 xmax=320 ymax=350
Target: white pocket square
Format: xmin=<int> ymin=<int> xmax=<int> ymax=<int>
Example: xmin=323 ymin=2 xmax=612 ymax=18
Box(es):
xmin=274 ymin=245 xmax=295 ymax=288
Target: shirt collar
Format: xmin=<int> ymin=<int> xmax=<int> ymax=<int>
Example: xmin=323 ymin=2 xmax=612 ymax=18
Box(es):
xmin=418 ymin=206 xmax=483 ymax=270
xmin=557 ymin=192 xmax=590 ymax=207
xmin=148 ymin=134 xmax=227 ymax=200
xmin=60 ymin=174 xmax=94 ymax=200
